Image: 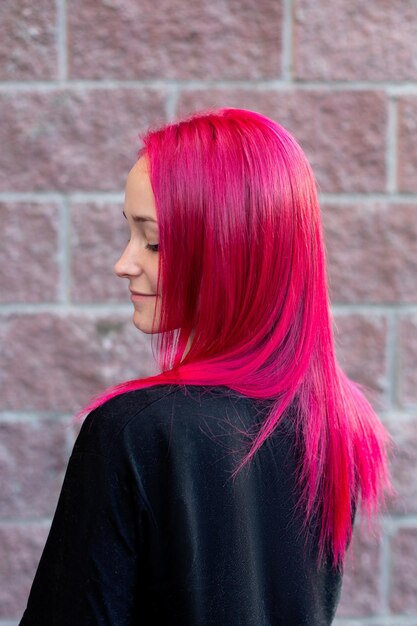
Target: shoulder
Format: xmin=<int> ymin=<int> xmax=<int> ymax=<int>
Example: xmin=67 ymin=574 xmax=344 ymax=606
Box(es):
xmin=72 ymin=385 xmax=177 ymax=457
xmin=72 ymin=384 xmax=244 ymax=460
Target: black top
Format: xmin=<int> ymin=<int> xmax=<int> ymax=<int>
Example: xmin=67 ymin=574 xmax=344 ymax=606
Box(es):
xmin=19 ymin=384 xmax=347 ymax=625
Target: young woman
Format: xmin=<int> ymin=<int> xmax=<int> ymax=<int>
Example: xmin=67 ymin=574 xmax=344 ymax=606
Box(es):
xmin=19 ymin=108 xmax=395 ymax=625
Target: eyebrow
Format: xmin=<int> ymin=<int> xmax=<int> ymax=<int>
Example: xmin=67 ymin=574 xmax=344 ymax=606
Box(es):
xmin=123 ymin=210 xmax=157 ymax=224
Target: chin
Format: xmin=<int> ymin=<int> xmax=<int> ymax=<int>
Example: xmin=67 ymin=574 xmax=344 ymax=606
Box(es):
xmin=132 ymin=313 xmax=160 ymax=334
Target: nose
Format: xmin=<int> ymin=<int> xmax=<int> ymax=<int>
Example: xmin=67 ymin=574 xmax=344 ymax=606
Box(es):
xmin=113 ymin=242 xmax=142 ymax=278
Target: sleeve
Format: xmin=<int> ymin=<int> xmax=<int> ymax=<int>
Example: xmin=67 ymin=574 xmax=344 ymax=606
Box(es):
xmin=18 ymin=415 xmax=145 ymax=626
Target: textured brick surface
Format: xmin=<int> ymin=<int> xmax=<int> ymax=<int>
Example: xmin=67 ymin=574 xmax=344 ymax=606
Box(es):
xmin=177 ymin=89 xmax=388 ymax=193
xmin=390 ymin=528 xmax=417 ymax=614
xmin=333 ymin=313 xmax=388 ymax=405
xmin=0 ymin=313 xmax=156 ymax=412
xmin=0 ymin=0 xmax=57 ymax=80
xmin=0 ymin=89 xmax=167 ymax=192
xmin=0 ymin=202 xmax=60 ymax=303
xmin=334 ymin=622 xmax=407 ymax=626
xmin=336 ymin=522 xmax=382 ymax=617
xmin=383 ymin=414 xmax=417 ymax=515
xmin=322 ymin=203 xmax=417 ymax=303
xmin=398 ymin=315 xmax=417 ymax=407
xmin=294 ymin=0 xmax=417 ymax=81
xmin=68 ymin=0 xmax=282 ymax=80
xmin=70 ymin=202 xmax=128 ymax=302
xmin=0 ymin=523 xmax=50 ymax=618
xmin=0 ymin=418 xmax=69 ymax=518
xmin=398 ymin=97 xmax=417 ymax=193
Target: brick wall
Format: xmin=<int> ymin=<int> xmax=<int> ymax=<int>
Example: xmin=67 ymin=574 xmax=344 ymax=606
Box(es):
xmin=1 ymin=1 xmax=416 ymax=624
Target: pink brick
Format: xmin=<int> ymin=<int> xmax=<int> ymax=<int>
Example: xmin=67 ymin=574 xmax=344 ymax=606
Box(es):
xmin=0 ymin=418 xmax=69 ymax=518
xmin=333 ymin=313 xmax=388 ymax=406
xmin=398 ymin=315 xmax=417 ymax=407
xmin=177 ymin=89 xmax=387 ymax=193
xmin=398 ymin=97 xmax=417 ymax=193
xmin=336 ymin=522 xmax=382 ymax=617
xmin=0 ymin=523 xmax=50 ymax=618
xmin=0 ymin=313 xmax=155 ymax=412
xmin=0 ymin=89 xmax=167 ymax=192
xmin=382 ymin=414 xmax=417 ymax=516
xmin=0 ymin=202 xmax=60 ymax=303
xmin=390 ymin=527 xmax=417 ymax=614
xmin=294 ymin=0 xmax=417 ymax=81
xmin=322 ymin=203 xmax=417 ymax=303
xmin=0 ymin=0 xmax=57 ymax=80
xmin=70 ymin=202 xmax=128 ymax=302
xmin=334 ymin=623 xmax=401 ymax=626
xmin=68 ymin=0 xmax=282 ymax=80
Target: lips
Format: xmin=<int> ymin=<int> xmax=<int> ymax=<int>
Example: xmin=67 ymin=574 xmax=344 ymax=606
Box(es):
xmin=130 ymin=290 xmax=155 ymax=296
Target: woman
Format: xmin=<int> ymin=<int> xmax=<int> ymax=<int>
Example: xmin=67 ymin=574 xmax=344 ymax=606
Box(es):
xmin=19 ymin=108 xmax=395 ymax=625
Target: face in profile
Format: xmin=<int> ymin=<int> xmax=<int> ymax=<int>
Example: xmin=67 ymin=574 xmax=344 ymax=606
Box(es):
xmin=113 ymin=155 xmax=162 ymax=334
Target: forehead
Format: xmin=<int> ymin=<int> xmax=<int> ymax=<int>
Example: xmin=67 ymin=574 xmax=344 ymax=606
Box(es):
xmin=127 ymin=155 xmax=149 ymax=182
xmin=135 ymin=153 xmax=149 ymax=172
xmin=125 ymin=156 xmax=157 ymax=222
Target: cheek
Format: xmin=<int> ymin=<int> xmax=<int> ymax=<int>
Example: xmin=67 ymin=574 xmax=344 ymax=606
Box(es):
xmin=151 ymin=260 xmax=161 ymax=290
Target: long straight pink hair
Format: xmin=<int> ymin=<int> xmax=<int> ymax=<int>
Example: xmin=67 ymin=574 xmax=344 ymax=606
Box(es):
xmin=74 ymin=108 xmax=395 ymax=571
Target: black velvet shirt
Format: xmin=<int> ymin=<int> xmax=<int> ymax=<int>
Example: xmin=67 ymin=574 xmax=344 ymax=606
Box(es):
xmin=19 ymin=384 xmax=347 ymax=625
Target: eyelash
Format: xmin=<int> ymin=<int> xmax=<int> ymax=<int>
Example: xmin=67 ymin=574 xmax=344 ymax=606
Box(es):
xmin=127 ymin=239 xmax=159 ymax=253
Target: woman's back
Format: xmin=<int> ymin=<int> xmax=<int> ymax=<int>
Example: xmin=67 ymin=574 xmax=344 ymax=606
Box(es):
xmin=19 ymin=384 xmax=347 ymax=625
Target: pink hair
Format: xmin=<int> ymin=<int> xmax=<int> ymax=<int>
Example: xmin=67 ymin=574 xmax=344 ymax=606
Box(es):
xmin=73 ymin=108 xmax=395 ymax=570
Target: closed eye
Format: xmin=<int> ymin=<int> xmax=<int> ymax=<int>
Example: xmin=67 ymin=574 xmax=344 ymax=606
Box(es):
xmin=127 ymin=239 xmax=159 ymax=253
